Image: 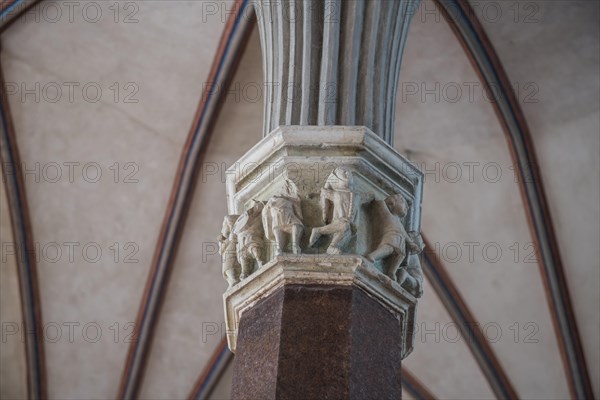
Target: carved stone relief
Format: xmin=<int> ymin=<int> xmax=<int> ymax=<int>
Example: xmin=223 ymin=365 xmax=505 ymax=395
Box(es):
xmin=219 ymin=168 xmax=424 ymax=297
xmin=262 ymin=179 xmax=304 ymax=255
xmin=308 ymin=168 xmax=373 ymax=255
xmin=365 ymin=194 xmax=425 ymax=298
xmin=218 ymin=214 xmax=240 ymax=288
xmin=221 ymin=127 xmax=424 ymax=355
xmin=232 ymin=201 xmax=266 ymax=281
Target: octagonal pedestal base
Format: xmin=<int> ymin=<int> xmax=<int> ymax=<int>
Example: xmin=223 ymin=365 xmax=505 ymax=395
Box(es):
xmin=231 ymin=283 xmax=404 ymax=400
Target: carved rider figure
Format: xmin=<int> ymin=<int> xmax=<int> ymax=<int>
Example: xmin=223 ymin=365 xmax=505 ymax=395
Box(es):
xmin=262 ymin=179 xmax=304 ymax=255
xmin=309 ymin=168 xmax=369 ymax=254
xmin=366 ymin=193 xmax=424 ymax=297
xmin=232 ymin=201 xmax=266 ymax=280
xmin=218 ymin=215 xmax=240 ymax=288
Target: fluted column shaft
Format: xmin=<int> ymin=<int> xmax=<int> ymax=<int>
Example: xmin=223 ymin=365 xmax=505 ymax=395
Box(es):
xmin=254 ymin=0 xmax=420 ymax=144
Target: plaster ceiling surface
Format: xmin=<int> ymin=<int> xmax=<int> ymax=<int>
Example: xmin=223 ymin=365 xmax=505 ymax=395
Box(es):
xmin=0 ymin=0 xmax=598 ymax=399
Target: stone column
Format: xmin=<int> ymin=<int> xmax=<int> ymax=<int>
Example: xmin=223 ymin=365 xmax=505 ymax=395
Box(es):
xmin=219 ymin=1 xmax=422 ymax=399
xmin=254 ymin=0 xmax=420 ymax=144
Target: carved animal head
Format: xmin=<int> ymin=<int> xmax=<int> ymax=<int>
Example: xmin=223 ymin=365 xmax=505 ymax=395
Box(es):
xmin=385 ymin=194 xmax=408 ymax=218
xmin=324 ymin=167 xmax=353 ymax=190
xmin=221 ymin=215 xmax=239 ymax=236
xmin=247 ymin=200 xmax=264 ymax=216
xmin=281 ymin=178 xmax=299 ymax=198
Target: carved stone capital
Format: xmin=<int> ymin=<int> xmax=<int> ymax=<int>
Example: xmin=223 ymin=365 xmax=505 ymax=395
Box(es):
xmin=226 ymin=125 xmax=423 ymax=228
xmin=220 ymin=126 xmax=425 ymax=356
xmin=223 ymin=254 xmax=417 ymax=358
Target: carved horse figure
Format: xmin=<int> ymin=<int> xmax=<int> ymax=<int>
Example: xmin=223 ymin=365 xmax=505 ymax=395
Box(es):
xmin=232 ymin=201 xmax=266 ymax=279
xmin=262 ymin=179 xmax=304 ymax=255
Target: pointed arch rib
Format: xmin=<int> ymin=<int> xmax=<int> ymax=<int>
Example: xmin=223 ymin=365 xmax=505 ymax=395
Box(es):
xmin=432 ymin=1 xmax=593 ymax=398
xmin=0 ymin=0 xmax=40 ymax=33
xmin=421 ymin=235 xmax=517 ymax=399
xmin=402 ymin=369 xmax=438 ymax=400
xmin=116 ymin=2 xmax=254 ymax=398
xmin=0 ymin=55 xmax=47 ymax=399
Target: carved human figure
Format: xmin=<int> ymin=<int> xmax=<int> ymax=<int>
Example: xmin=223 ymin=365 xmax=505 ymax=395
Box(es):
xmin=262 ymin=179 xmax=304 ymax=255
xmin=232 ymin=201 xmax=266 ymax=280
xmin=366 ymin=194 xmax=422 ymax=292
xmin=309 ymin=168 xmax=370 ymax=254
xmin=218 ymin=215 xmax=241 ymax=288
xmin=397 ymin=232 xmax=424 ymax=298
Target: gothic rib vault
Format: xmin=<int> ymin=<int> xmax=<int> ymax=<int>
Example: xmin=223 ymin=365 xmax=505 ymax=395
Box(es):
xmin=0 ymin=1 xmax=597 ymax=399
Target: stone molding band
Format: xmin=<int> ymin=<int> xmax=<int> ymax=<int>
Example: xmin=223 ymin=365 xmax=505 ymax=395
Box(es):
xmin=223 ymin=254 xmax=417 ymax=358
